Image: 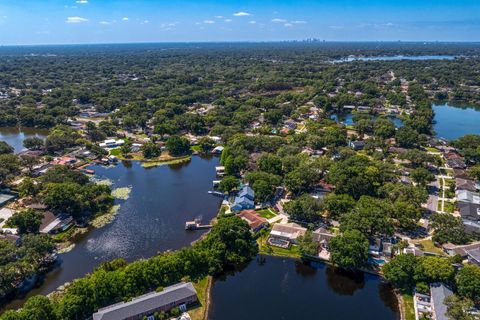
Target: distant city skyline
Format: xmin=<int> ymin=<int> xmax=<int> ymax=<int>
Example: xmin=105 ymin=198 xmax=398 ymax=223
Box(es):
xmin=1 ymin=0 xmax=479 ymax=45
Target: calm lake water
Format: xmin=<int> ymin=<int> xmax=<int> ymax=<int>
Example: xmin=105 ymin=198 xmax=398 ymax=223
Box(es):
xmin=209 ymin=256 xmax=399 ymax=320
xmin=331 ymin=113 xmax=403 ymax=128
xmin=0 ymin=127 xmax=48 ymax=153
xmin=433 ymin=103 xmax=480 ymax=140
xmin=335 ymin=55 xmax=456 ymax=62
xmin=3 ymin=157 xmax=222 ymax=310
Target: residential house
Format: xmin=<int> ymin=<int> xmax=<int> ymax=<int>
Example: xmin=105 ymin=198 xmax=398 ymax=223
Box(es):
xmin=348 ymin=140 xmax=365 ymax=151
xmin=456 ymin=190 xmax=480 ymax=204
xmin=459 ymin=202 xmax=480 ymax=234
xmin=231 ymin=186 xmax=255 ymax=212
xmin=312 ymin=227 xmax=335 ymax=256
xmin=0 ymin=234 xmax=21 ymax=246
xmin=446 ymin=158 xmax=467 ymax=170
xmin=99 ymin=139 xmax=125 ymax=149
xmin=92 ymin=282 xmax=198 ymax=320
xmin=211 ymin=146 xmax=224 ymax=155
xmin=269 ymin=222 xmax=307 ymax=246
xmin=40 ymin=212 xmax=73 ymax=234
xmin=465 ymin=247 xmax=480 ymax=266
xmin=0 ymin=193 xmax=16 ymax=208
xmin=453 ymin=169 xmax=471 ymax=180
xmin=238 ymin=210 xmax=268 ymax=232
xmin=430 ymin=283 xmax=453 ymax=320
xmin=456 ymin=178 xmax=478 ymax=192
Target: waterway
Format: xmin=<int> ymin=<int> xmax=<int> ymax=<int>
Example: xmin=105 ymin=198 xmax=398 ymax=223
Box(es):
xmin=3 ymin=156 xmax=222 ymax=310
xmin=331 ymin=113 xmax=403 ymax=128
xmin=433 ymin=103 xmax=480 ymax=140
xmin=334 ymin=55 xmax=456 ymax=62
xmin=0 ymin=127 xmax=48 ymax=153
xmin=209 ymin=256 xmax=400 ymax=320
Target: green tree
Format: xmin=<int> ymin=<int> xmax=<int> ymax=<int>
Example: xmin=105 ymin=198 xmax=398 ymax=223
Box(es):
xmin=257 ymin=153 xmax=282 ymax=175
xmin=218 ymin=176 xmax=239 ymax=193
xmin=166 ymin=136 xmax=190 ymax=157
xmin=23 ymin=137 xmax=45 ymax=151
xmin=297 ymin=230 xmax=318 ymax=257
xmin=197 ymin=137 xmax=215 ymax=153
xmin=321 ymin=193 xmax=356 ymax=220
xmin=7 ymin=209 xmax=43 ymax=234
xmin=415 ymin=256 xmax=455 ymax=284
xmin=410 ymin=167 xmax=435 ymax=186
xmin=141 ymin=142 xmax=161 ymax=159
xmin=120 ymin=140 xmax=132 ymax=157
xmin=395 ymin=126 xmax=419 ymax=148
xmin=329 ymin=230 xmax=369 ymax=270
xmin=341 ymin=196 xmax=394 ymax=237
xmin=284 ymin=195 xmax=321 ymax=223
xmin=0 ymin=141 xmax=14 ymax=155
xmin=430 ymin=213 xmax=470 ymax=245
xmin=0 ymin=154 xmax=21 ymax=186
xmin=445 ymin=295 xmax=475 ymax=320
xmin=383 ymin=254 xmax=418 ymax=291
xmin=456 ymin=265 xmax=480 ymax=303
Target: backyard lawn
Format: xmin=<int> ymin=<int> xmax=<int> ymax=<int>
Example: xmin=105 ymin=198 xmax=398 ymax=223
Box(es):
xmin=402 ymin=293 xmax=416 ymax=320
xmin=257 ymin=232 xmax=300 ymax=259
xmin=257 ymin=208 xmax=277 ymax=219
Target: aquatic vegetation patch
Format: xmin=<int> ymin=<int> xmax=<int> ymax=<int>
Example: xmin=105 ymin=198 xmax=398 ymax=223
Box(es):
xmin=112 ymin=187 xmax=132 ymax=200
xmin=90 ymin=205 xmax=121 ymax=228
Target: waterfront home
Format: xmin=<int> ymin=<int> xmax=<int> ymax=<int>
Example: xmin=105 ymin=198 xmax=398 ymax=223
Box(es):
xmin=99 ymin=139 xmax=125 ymax=149
xmin=430 ymin=283 xmax=453 ymax=320
xmin=39 ymin=212 xmax=73 ymax=234
xmin=215 ymin=166 xmax=225 ymax=177
xmin=269 ymin=222 xmax=307 ymax=246
xmin=238 ymin=210 xmax=268 ymax=232
xmin=414 ymin=291 xmax=432 ymax=320
xmin=348 ymin=140 xmax=365 ymax=151
xmin=92 ymin=282 xmax=198 ymax=320
xmin=52 ymin=156 xmax=77 ymax=166
xmin=231 ymin=185 xmax=255 ymax=212
xmin=211 ymin=146 xmax=224 ymax=154
xmin=369 ymin=238 xmax=382 ymax=256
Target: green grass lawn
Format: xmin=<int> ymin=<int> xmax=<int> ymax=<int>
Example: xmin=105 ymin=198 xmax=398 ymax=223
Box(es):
xmin=190 ymin=277 xmax=210 ymax=320
xmin=257 ymin=232 xmax=301 ymax=259
xmin=444 ymin=201 xmax=456 ymax=213
xmin=109 ymin=148 xmax=121 ymax=156
xmin=257 ymin=208 xmax=277 ymax=219
xmin=413 ymin=239 xmax=445 ymax=256
xmin=402 ymin=293 xmax=416 ymax=320
xmin=425 ymin=147 xmax=440 ymax=153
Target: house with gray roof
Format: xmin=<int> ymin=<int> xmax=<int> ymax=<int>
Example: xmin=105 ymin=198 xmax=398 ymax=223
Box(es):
xmin=231 ymin=185 xmax=255 ymax=212
xmin=430 ymin=283 xmax=453 ymax=320
xmin=457 ymin=190 xmax=480 ymax=204
xmin=92 ymin=282 xmax=198 ymax=320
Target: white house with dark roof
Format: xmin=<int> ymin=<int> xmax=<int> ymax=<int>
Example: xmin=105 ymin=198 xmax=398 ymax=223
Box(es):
xmin=92 ymin=282 xmax=198 ymax=320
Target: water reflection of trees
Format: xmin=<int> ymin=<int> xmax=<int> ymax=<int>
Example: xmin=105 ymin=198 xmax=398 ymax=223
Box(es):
xmin=121 ymin=160 xmax=132 ymax=168
xmin=378 ymin=282 xmax=400 ymax=316
xmin=294 ymin=260 xmax=317 ymax=278
xmin=325 ymin=266 xmax=365 ymax=296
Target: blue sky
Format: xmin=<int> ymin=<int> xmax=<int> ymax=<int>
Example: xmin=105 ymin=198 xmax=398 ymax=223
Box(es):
xmin=1 ymin=0 xmax=479 ymax=45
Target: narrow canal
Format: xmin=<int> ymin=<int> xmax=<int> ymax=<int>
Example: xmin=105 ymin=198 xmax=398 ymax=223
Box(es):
xmin=3 ymin=156 xmax=222 ymax=310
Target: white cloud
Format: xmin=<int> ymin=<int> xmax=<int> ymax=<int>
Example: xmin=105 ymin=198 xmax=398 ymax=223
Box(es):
xmin=329 ymin=25 xmax=344 ymax=30
xmin=122 ymin=17 xmax=129 ymax=21
xmin=224 ymin=19 xmax=232 ymax=22
xmin=99 ymin=21 xmax=111 ymax=25
xmin=233 ymin=11 xmax=251 ymax=17
xmin=66 ymin=16 xmax=88 ymax=24
xmin=160 ymin=22 xmax=176 ymax=30
xmin=284 ymin=23 xmax=293 ymax=27
xmin=271 ymin=18 xmax=287 ymax=23
xmin=248 ymin=20 xmax=256 ymax=24
xmin=291 ymin=20 xmax=307 ymax=24
xmin=215 ymin=15 xmax=224 ymax=19
xmin=141 ymin=20 xmax=150 ymax=24
xmin=203 ymin=20 xmax=215 ymax=24
xmin=75 ymin=0 xmax=88 ymax=4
